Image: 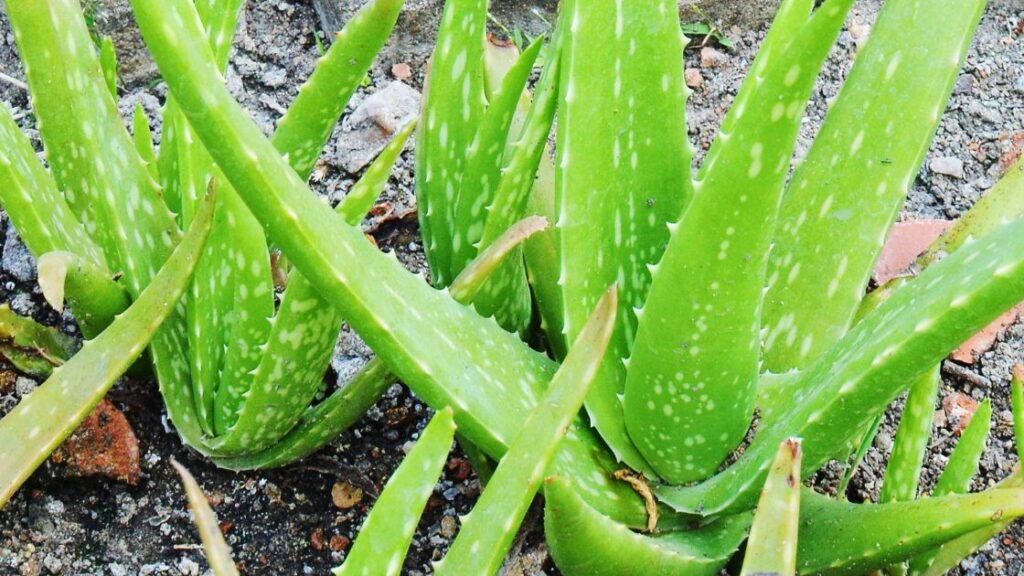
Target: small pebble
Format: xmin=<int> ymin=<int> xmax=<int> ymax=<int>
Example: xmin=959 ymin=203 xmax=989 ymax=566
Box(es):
xmin=930 ymin=156 xmax=965 ymax=179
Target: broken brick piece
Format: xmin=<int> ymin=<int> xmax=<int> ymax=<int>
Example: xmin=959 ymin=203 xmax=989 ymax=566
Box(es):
xmin=51 ymin=399 xmax=141 ymax=485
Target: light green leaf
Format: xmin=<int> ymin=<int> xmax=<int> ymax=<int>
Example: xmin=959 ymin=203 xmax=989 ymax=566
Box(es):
xmin=0 ymin=305 xmax=77 ymax=378
xmin=741 ymin=438 xmax=802 ymax=576
xmin=37 ymin=251 xmax=131 ymax=339
xmin=880 ymin=365 xmax=940 ymax=503
xmin=558 ymin=0 xmax=691 ymax=475
xmin=333 ymin=408 xmax=455 ymax=576
xmin=761 ymin=0 xmax=987 ymax=372
xmin=625 ymin=0 xmax=853 ymax=483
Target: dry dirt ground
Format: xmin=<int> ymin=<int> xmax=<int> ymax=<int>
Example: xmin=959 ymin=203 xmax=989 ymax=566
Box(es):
xmin=0 ymin=1 xmax=1022 ymax=574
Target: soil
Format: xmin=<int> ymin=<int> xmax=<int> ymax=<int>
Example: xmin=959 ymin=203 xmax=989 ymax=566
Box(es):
xmin=0 ymin=1 xmax=1022 ymax=575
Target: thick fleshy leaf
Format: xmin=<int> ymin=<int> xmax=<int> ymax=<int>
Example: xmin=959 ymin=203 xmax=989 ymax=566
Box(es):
xmin=880 ymin=365 xmax=940 ymax=503
xmin=741 ymin=438 xmax=802 ymax=576
xmin=333 ymin=409 xmax=455 ymax=576
xmin=906 ymin=472 xmax=1022 ymax=576
xmin=131 ymin=0 xmax=652 ymax=526
xmin=761 ymin=0 xmax=987 ymax=372
xmin=557 ymin=0 xmax=691 ymax=475
xmin=1014 ymin=366 xmax=1024 ymax=462
xmin=435 ymin=288 xmax=617 ymax=576
xmin=0 ymin=196 xmax=213 ymax=508
xmin=545 ymin=477 xmax=749 ymax=576
xmin=625 ymin=0 xmax=853 ymax=483
xmin=131 ymin=104 xmax=159 ymax=182
xmin=934 ymin=398 xmax=991 ymax=497
xmin=37 ymin=251 xmax=131 ymax=339
xmin=172 ymin=461 xmax=240 ymax=576
xmin=415 ymin=0 xmax=489 ymax=286
xmin=796 ymin=488 xmax=1024 ymax=575
xmin=660 ymin=217 xmax=1024 ymax=515
xmin=99 ymin=37 xmax=118 ymax=99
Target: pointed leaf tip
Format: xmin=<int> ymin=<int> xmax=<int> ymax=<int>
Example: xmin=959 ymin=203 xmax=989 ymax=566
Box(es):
xmin=171 ymin=460 xmax=240 ymax=576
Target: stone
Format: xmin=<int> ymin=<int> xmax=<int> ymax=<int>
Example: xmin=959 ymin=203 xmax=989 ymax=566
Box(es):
xmin=684 ymin=67 xmax=704 ymax=89
xmin=872 ymin=219 xmax=952 ymax=286
xmin=50 ymin=399 xmax=142 ymax=485
xmin=930 ymin=156 xmax=966 ymax=179
xmin=700 ymin=46 xmax=728 ymax=68
xmin=334 ymin=80 xmax=420 ymax=174
xmin=2 ymin=226 xmax=36 ymax=283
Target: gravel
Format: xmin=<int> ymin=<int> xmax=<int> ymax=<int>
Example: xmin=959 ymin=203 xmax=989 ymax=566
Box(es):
xmin=0 ymin=1 xmax=1022 ymax=574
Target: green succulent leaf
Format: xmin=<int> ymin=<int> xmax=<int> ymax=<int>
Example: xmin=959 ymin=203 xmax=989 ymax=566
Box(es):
xmin=435 ymin=287 xmax=617 ymax=576
xmin=880 ymin=365 xmax=940 ymax=503
xmin=1014 ymin=367 xmax=1024 ymax=462
xmin=796 ymin=487 xmax=1024 ymax=575
xmin=171 ymin=460 xmax=240 ymax=576
xmin=906 ymin=472 xmax=1023 ymax=576
xmin=558 ymin=0 xmax=691 ymax=475
xmin=837 ymin=413 xmax=883 ymax=499
xmin=660 ymin=217 xmax=1024 ymax=515
xmin=625 ymin=0 xmax=853 ymax=483
xmin=741 ymin=438 xmax=802 ymax=576
xmin=99 ymin=37 xmax=118 ymax=99
xmin=416 ymin=0 xmax=489 ymax=286
xmin=761 ymin=0 xmax=987 ymax=372
xmin=933 ymin=398 xmax=991 ymax=497
xmin=131 ymin=104 xmax=159 ymax=182
xmin=131 ymin=0 xmax=649 ymax=526
xmin=0 ymin=195 xmax=214 ymax=509
xmin=333 ymin=408 xmax=456 ymax=576
xmin=0 ymin=305 xmax=77 ymax=378
xmin=545 ymin=477 xmax=749 ymax=576
xmin=37 ymin=251 xmax=131 ymax=339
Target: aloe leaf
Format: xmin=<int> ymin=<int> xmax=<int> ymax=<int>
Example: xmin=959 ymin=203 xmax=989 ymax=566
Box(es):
xmin=132 ymin=104 xmax=159 ymax=183
xmin=0 ymin=196 xmax=213 ymax=509
xmin=795 ymin=487 xmax=1024 ymax=575
xmin=837 ymin=413 xmax=883 ymax=498
xmin=917 ymin=157 xmax=1024 ymax=267
xmin=333 ymin=408 xmax=455 ymax=576
xmin=660 ymin=217 xmax=1024 ymax=516
xmin=37 ymin=251 xmax=131 ymax=339
xmin=0 ymin=105 xmax=106 ymax=268
xmin=449 ymin=216 xmax=548 ymax=303
xmin=625 ymin=0 xmax=853 ymax=483
xmin=470 ymin=31 xmax=562 ymax=334
xmin=99 ymin=37 xmax=118 ymax=99
xmin=273 ymin=0 xmax=403 ymax=181
xmin=741 ymin=438 xmax=802 ymax=576
xmin=132 ymin=0 xmax=649 ymax=526
xmin=171 ymin=460 xmax=240 ymax=576
xmin=880 ymin=365 xmax=940 ymax=503
xmin=416 ymin=0 xmax=489 ymax=286
xmin=339 ymin=120 xmax=417 ymax=223
xmin=933 ymin=398 xmax=991 ymax=496
xmin=761 ymin=0 xmax=987 ymax=372
xmin=0 ymin=305 xmax=76 ymax=378
xmin=212 ymin=359 xmax=396 ymax=470
xmin=449 ymin=38 xmax=543 ymax=272
xmin=523 ymin=154 xmax=565 ymax=358
xmin=435 ymin=287 xmax=617 ymax=576
xmin=7 ymin=0 xmax=181 ymax=294
xmin=545 ymin=477 xmax=749 ymax=576
xmin=557 ymin=0 xmax=691 ymax=475
xmin=907 ymin=472 xmax=1023 ymax=576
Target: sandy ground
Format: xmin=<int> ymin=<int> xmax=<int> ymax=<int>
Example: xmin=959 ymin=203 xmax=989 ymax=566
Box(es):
xmin=0 ymin=0 xmax=1021 ymax=574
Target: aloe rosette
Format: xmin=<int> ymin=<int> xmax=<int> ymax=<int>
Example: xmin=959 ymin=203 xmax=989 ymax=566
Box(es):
xmin=1 ymin=0 xmax=1023 ymax=573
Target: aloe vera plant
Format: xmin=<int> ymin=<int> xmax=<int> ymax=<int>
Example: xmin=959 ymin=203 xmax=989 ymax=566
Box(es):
xmin=122 ymin=0 xmax=1024 ymax=571
xmin=3 ymin=0 xmax=1024 ymax=572
xmin=0 ymin=0 xmax=424 ymax=472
